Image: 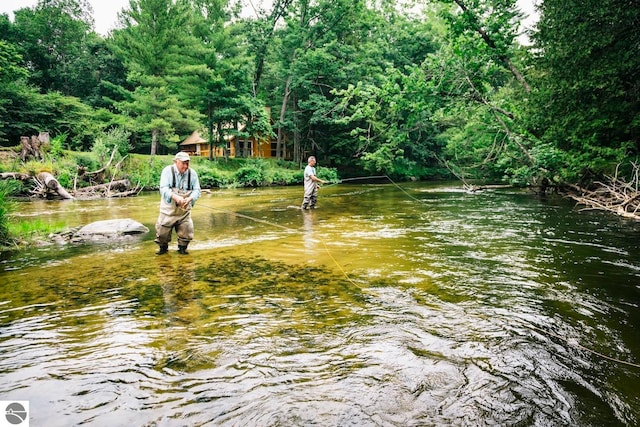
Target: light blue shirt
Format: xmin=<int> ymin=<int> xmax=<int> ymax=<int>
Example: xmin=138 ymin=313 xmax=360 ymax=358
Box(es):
xmin=159 ymin=164 xmax=201 ymax=206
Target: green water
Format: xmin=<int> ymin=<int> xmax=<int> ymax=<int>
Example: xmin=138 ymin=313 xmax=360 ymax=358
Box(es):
xmin=1 ymin=182 xmax=639 ymax=426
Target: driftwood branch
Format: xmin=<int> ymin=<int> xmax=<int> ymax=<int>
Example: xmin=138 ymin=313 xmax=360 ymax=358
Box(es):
xmin=466 ymin=184 xmax=514 ymax=193
xmin=564 ymin=164 xmax=640 ymax=220
xmin=73 ymin=178 xmax=141 ymax=200
xmin=3 ymin=168 xmax=139 ymax=200
xmin=83 ymin=145 xmax=118 ymax=177
xmin=75 ymin=179 xmax=131 ymax=193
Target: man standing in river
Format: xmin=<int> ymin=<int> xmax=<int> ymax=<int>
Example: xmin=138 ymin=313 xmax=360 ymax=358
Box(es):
xmin=155 ymin=151 xmax=201 ymax=255
xmin=301 ymin=155 xmax=327 ymax=210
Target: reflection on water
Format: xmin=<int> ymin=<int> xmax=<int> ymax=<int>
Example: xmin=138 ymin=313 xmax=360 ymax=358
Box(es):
xmin=302 ymin=210 xmax=318 ymax=252
xmin=1 ymin=183 xmax=639 ymax=426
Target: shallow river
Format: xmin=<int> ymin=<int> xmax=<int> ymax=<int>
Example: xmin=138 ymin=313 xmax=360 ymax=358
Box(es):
xmin=1 ymin=182 xmax=639 ymax=426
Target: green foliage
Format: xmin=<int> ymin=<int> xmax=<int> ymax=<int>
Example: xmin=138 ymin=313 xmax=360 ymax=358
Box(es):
xmin=1 ymin=0 xmax=636 ymax=190
xmin=55 ymin=170 xmax=74 ymax=189
xmin=233 ymin=160 xmax=269 ymax=187
xmin=529 ymin=143 xmax=565 ymax=176
xmin=528 ymin=0 xmax=640 ymax=181
xmin=361 ymin=145 xmax=402 ymax=176
xmin=333 ymin=59 xmax=446 ymax=178
xmin=270 ymin=168 xmax=303 ymax=186
xmin=123 ymin=155 xmax=167 ymax=190
xmin=20 ymin=160 xmax=52 ymax=177
xmin=315 ymin=167 xmax=339 ymax=184
xmin=0 ymin=180 xmax=21 ymax=246
xmin=9 ymin=0 xmax=94 ymax=97
xmin=111 ymin=0 xmax=208 ymax=155
xmin=48 ymin=133 xmax=67 ymax=160
xmin=197 ymin=168 xmax=227 ymax=188
xmin=72 ymin=152 xmax=100 ymax=171
xmin=91 ymin=127 xmax=131 ymax=163
xmin=39 ymin=92 xmax=110 ymax=151
xmin=0 ymin=40 xmax=28 ymax=83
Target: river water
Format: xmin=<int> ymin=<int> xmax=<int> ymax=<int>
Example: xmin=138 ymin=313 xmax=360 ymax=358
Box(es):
xmin=1 ymin=182 xmax=639 ymax=426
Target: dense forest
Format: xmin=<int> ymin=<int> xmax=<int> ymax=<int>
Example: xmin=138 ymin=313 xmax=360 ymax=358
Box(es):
xmin=0 ymin=0 xmax=638 ymax=187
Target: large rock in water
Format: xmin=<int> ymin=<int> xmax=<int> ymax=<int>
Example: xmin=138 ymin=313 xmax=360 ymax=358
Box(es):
xmin=75 ymin=218 xmax=149 ymax=242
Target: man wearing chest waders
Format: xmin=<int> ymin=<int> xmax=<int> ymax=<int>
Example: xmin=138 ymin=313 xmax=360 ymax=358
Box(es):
xmin=155 ymin=151 xmax=201 ymax=255
xmin=301 ymin=156 xmax=327 ymax=210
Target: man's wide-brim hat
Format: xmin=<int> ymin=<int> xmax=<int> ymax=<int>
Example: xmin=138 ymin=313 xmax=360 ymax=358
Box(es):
xmin=174 ymin=151 xmax=190 ymax=162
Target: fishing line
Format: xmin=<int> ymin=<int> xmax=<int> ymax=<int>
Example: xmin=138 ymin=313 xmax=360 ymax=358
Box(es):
xmin=197 ymin=174 xmax=417 ymax=291
xmin=321 ymin=175 xmax=388 ymax=188
xmin=382 ymin=175 xmax=427 ymax=204
xmin=324 ymin=175 xmax=425 ymax=204
xmin=521 ymin=322 xmax=640 ymax=369
xmin=357 ymin=177 xmax=639 ymax=368
xmin=198 ymin=177 xmax=639 ymax=369
xmin=198 ymin=203 xmax=366 ymax=290
xmin=374 ymin=177 xmax=640 ymax=368
xmin=206 ymin=206 xmax=292 ymax=232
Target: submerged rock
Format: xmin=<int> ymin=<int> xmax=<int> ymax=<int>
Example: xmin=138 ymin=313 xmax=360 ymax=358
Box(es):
xmin=74 ymin=218 xmax=149 ymax=243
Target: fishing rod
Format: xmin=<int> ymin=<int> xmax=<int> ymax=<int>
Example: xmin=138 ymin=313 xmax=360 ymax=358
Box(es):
xmin=196 ymin=181 xmax=640 ymax=370
xmin=322 ymin=175 xmax=389 ymax=187
xmin=321 ymin=174 xmax=426 ymax=203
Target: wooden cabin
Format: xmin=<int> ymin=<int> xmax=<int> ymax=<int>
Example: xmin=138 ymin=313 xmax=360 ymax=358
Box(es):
xmin=179 ymin=130 xmax=277 ymax=159
xmin=180 ymin=108 xmax=284 ymax=159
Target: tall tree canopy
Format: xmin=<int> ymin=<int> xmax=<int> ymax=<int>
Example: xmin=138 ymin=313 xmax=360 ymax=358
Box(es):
xmin=527 ymin=0 xmax=640 ymax=181
xmin=0 ymin=0 xmax=637 ymax=188
xmin=0 ymin=1 xmax=114 ymax=148
xmin=9 ymin=0 xmax=96 ymax=97
xmin=111 ymin=0 xmax=206 ymax=155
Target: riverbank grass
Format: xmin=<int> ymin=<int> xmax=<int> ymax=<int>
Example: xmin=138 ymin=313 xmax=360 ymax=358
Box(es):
xmin=0 ymin=150 xmax=338 ymax=248
xmin=8 ymin=218 xmax=69 ymax=242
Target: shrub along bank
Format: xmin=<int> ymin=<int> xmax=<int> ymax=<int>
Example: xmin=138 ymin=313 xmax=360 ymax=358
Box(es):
xmin=0 ymin=149 xmax=338 ymax=247
xmin=0 ymin=149 xmax=338 ymax=192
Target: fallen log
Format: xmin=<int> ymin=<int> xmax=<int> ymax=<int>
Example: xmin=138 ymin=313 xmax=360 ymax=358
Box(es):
xmin=73 ymin=179 xmax=142 ymax=200
xmin=464 ymin=184 xmax=513 ymax=193
xmin=4 ymin=169 xmax=139 ymax=200
xmin=74 ymin=179 xmax=132 ymax=194
xmin=36 ymin=172 xmax=74 ymax=199
xmin=109 ymin=187 xmax=144 ymax=198
xmin=0 ymin=172 xmax=31 ymax=181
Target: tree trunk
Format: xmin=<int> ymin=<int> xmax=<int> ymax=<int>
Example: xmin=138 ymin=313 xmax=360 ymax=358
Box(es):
xmin=293 ymin=94 xmax=302 ymax=162
xmin=208 ymin=104 xmax=214 ymax=161
xmin=234 ymin=121 xmax=241 ymax=157
xmin=277 ymin=75 xmax=292 ymax=160
xmin=452 ymin=0 xmax=531 ymax=92
xmin=36 ymin=172 xmax=74 ymax=199
xmin=150 ymin=128 xmax=159 ymax=156
xmin=217 ymin=120 xmax=227 ymax=159
xmin=252 ymin=0 xmax=295 ymax=96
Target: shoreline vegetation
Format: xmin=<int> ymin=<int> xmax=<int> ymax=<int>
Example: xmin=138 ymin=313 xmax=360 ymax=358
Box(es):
xmin=1 ymin=0 xmax=638 ymax=253
xmin=2 ymin=145 xmax=640 ymax=250
xmin=0 ymin=146 xmax=339 ymax=249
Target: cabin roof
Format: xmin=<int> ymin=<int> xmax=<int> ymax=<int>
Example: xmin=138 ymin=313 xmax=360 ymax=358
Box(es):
xmin=180 ymin=130 xmax=208 ymax=147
